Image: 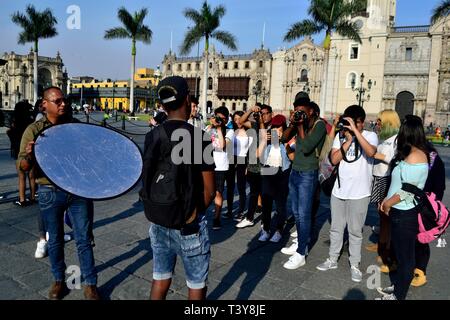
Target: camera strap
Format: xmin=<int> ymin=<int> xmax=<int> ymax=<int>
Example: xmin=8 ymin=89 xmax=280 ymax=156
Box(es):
xmin=339 ymin=136 xmax=362 ymax=163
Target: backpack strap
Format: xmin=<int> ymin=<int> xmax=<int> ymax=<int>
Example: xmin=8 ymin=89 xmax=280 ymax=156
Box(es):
xmin=157 ymin=125 xmax=173 ymax=160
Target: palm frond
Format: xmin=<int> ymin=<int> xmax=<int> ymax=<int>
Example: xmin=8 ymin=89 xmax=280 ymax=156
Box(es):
xmin=212 ymin=5 xmax=226 ymax=20
xmin=117 ymin=7 xmax=135 ymax=34
xmin=135 ymin=8 xmax=148 ymax=25
xmin=11 ymin=12 xmax=30 ymax=29
xmin=431 ymin=0 xmax=450 ymax=24
xmin=104 ymin=27 xmax=131 ymax=40
xmin=183 ymin=8 xmax=202 ymax=25
xmin=335 ymin=21 xmax=362 ymax=43
xmin=211 ymin=30 xmax=237 ymax=51
xmin=18 ymin=31 xmax=32 ymax=45
xmin=180 ymin=27 xmax=204 ymax=55
xmin=11 ymin=5 xmax=57 ymax=45
xmin=284 ymin=19 xmax=321 ymax=42
xmin=135 ymin=25 xmax=152 ymax=44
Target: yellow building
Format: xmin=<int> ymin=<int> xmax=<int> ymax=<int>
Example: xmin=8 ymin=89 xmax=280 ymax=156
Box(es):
xmin=69 ymin=68 xmax=161 ymax=112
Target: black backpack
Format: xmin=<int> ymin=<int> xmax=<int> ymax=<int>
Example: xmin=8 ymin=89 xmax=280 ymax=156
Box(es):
xmin=140 ymin=124 xmax=196 ymax=229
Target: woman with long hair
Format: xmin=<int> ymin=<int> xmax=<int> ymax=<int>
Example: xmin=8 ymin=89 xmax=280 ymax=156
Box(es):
xmin=367 ymin=110 xmax=400 ymax=273
xmin=229 ymin=111 xmax=252 ymax=222
xmin=377 ymin=115 xmax=429 ymax=300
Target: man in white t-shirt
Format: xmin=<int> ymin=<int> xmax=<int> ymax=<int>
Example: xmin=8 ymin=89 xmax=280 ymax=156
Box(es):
xmin=316 ymin=105 xmax=378 ymax=283
xmin=205 ymin=106 xmax=234 ymax=230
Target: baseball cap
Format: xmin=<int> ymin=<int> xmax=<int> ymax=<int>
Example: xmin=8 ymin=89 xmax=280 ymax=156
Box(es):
xmin=157 ymin=76 xmax=189 ymax=106
xmin=293 ymin=91 xmax=310 ymax=107
xmin=271 ymin=114 xmax=286 ymax=127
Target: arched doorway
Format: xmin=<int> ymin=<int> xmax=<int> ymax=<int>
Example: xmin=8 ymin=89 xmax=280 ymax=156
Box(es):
xmin=38 ymin=68 xmax=53 ymax=97
xmin=395 ymin=91 xmax=414 ymax=120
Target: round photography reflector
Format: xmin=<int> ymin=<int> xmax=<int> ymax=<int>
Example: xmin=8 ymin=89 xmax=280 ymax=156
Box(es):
xmin=34 ymin=123 xmax=142 ymax=200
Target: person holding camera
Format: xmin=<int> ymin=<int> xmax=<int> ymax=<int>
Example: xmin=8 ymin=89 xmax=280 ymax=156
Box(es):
xmin=205 ymin=106 xmax=235 ymax=230
xmin=256 ymin=114 xmax=292 ymax=242
xmin=316 ymin=105 xmax=378 ymax=283
xmin=280 ymin=92 xmax=327 ymax=269
xmin=187 ymin=96 xmax=204 ymax=130
xmin=235 ymin=104 xmax=273 ymax=228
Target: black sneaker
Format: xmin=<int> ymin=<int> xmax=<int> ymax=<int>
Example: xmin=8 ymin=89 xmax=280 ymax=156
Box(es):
xmin=14 ymin=200 xmax=28 ymax=207
xmin=256 ymin=206 xmax=262 ymax=214
xmin=222 ymin=212 xmax=233 ymax=219
xmin=212 ymin=219 xmax=221 ymax=230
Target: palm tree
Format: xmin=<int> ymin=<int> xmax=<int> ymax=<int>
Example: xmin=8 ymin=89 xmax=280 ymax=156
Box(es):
xmin=284 ymin=0 xmax=364 ymax=116
xmin=431 ymin=0 xmax=450 ymax=24
xmin=11 ymin=5 xmax=58 ymax=104
xmin=181 ymin=1 xmax=237 ymax=118
xmin=105 ymin=7 xmax=152 ymax=114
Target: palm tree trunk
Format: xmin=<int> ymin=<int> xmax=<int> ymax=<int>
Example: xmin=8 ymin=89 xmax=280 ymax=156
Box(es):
xmin=130 ymin=39 xmax=136 ymax=114
xmin=33 ymin=40 xmax=38 ymax=104
xmin=202 ymin=37 xmax=209 ymax=119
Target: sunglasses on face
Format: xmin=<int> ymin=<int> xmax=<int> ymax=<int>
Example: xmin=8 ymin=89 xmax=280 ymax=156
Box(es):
xmin=45 ymin=98 xmax=67 ymax=106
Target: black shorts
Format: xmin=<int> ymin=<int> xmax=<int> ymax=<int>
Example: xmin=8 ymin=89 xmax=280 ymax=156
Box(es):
xmin=215 ymin=171 xmax=227 ymax=194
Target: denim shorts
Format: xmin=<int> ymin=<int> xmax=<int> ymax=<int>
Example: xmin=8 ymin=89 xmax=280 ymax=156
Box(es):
xmin=149 ymin=217 xmax=210 ymax=289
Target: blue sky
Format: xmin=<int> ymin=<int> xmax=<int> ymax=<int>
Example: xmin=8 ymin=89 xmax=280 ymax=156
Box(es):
xmin=0 ymin=0 xmax=442 ymax=79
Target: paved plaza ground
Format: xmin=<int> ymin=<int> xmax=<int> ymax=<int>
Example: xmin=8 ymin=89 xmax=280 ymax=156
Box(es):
xmin=0 ymin=112 xmax=449 ymax=300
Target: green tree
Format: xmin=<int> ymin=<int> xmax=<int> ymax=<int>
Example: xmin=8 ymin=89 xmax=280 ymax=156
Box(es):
xmin=105 ymin=7 xmax=152 ymax=114
xmin=431 ymin=0 xmax=450 ymax=24
xmin=180 ymin=1 xmax=237 ymax=117
xmin=284 ymin=0 xmax=364 ymax=116
xmin=11 ymin=5 xmax=58 ymax=104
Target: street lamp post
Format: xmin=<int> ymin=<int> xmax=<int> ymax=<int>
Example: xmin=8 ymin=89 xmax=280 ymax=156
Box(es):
xmin=351 ymin=73 xmax=372 ymax=108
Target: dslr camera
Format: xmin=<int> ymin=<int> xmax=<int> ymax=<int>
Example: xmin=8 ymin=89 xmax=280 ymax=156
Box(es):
xmin=337 ymin=116 xmax=357 ymax=135
xmin=293 ymin=110 xmax=308 ymax=124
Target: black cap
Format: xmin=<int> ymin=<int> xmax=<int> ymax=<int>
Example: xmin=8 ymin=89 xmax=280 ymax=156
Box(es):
xmin=293 ymin=91 xmax=310 ymax=107
xmin=157 ymin=76 xmax=189 ymax=106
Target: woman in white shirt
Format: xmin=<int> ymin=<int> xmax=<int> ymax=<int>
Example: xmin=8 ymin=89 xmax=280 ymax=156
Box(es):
xmin=367 ymin=110 xmax=400 ymax=273
xmin=229 ymin=111 xmax=253 ymax=222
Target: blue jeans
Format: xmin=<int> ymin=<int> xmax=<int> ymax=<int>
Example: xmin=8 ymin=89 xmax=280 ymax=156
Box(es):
xmin=289 ymin=169 xmax=318 ymax=255
xmin=149 ymin=215 xmax=210 ymax=289
xmin=38 ymin=185 xmax=97 ymax=285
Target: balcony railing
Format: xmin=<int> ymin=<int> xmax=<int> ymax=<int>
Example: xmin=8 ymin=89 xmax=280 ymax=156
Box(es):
xmin=392 ymin=25 xmax=430 ymax=33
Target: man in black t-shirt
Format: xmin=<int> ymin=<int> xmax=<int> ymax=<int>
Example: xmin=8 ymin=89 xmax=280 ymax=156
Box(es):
xmin=141 ymin=76 xmax=215 ymax=300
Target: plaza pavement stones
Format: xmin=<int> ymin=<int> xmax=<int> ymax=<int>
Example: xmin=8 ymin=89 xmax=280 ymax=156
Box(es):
xmin=0 ymin=115 xmax=449 ymax=300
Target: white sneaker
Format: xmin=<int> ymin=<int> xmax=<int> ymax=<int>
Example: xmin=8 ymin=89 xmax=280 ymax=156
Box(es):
xmin=376 ymin=285 xmax=395 ymax=296
xmin=283 ymin=252 xmax=306 ymax=270
xmin=34 ymin=239 xmax=48 ymax=259
xmin=375 ymin=293 xmax=397 ymax=300
xmin=281 ymin=242 xmax=298 ymax=255
xmin=258 ymin=230 xmax=270 ymax=242
xmin=269 ymin=231 xmax=282 ymax=243
xmin=291 ymin=230 xmax=298 ymax=238
xmin=236 ymin=218 xmax=254 ymax=229
xmin=64 ymin=234 xmax=72 ymax=242
xmin=316 ymin=258 xmax=338 ymax=271
xmin=350 ymin=265 xmax=363 ymax=283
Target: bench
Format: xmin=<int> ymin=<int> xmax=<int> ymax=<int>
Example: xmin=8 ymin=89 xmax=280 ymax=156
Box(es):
xmin=127 ymin=116 xmax=139 ymax=121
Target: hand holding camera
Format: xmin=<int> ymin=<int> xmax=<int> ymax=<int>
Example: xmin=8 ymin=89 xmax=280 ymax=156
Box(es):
xmin=292 ymin=110 xmax=308 ymax=125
